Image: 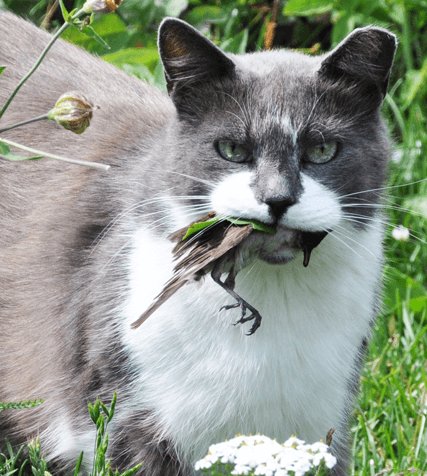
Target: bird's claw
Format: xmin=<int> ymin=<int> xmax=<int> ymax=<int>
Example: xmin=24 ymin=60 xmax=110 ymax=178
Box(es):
xmin=219 ymin=302 xmax=241 ymax=312
xmin=212 ymin=265 xmax=263 ymax=335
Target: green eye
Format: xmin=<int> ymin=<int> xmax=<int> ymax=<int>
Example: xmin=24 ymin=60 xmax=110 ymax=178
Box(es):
xmin=306 ymin=142 xmax=338 ymax=164
xmin=215 ymin=141 xmax=250 ymax=163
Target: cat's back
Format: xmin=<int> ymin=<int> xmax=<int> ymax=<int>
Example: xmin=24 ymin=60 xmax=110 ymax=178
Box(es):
xmin=0 ymin=11 xmax=173 ymax=190
xmin=0 ymin=11 xmax=174 ymax=238
xmin=0 ymin=12 xmax=173 ymax=405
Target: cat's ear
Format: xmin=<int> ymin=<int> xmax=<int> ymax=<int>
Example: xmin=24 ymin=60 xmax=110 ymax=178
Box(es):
xmin=158 ymin=18 xmax=235 ymax=94
xmin=319 ymin=26 xmax=397 ymax=99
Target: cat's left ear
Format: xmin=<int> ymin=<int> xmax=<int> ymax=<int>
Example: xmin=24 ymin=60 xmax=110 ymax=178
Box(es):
xmin=158 ymin=18 xmax=235 ymax=94
xmin=319 ymin=26 xmax=397 ymax=99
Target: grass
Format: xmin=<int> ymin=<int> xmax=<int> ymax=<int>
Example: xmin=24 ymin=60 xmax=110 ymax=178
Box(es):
xmin=0 ymin=0 xmax=426 ymax=474
xmin=0 ymin=394 xmax=142 ymax=475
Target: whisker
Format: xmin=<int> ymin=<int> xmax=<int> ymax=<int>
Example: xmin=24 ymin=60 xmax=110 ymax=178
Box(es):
xmin=337 ymin=178 xmax=427 ymax=200
xmin=326 ymin=230 xmax=365 ymax=260
xmin=339 ymin=214 xmax=426 ymax=245
xmin=89 ymin=195 xmax=211 ymax=256
xmin=220 ymin=91 xmax=250 ymax=126
xmin=341 ymin=202 xmax=426 ymax=219
xmin=331 ymin=225 xmax=377 ymax=259
xmin=225 ymin=110 xmax=247 ymax=130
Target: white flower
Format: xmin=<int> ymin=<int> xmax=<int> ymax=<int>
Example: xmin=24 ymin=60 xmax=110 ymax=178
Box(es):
xmin=195 ymin=434 xmax=336 ymax=475
xmin=392 ymin=225 xmax=410 ymax=241
xmin=82 ymin=0 xmax=122 ymax=13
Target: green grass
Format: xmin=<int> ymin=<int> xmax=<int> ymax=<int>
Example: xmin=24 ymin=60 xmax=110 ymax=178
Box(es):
xmin=0 ymin=0 xmax=426 ymax=474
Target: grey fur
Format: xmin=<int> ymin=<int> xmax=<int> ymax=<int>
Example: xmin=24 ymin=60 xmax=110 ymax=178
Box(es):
xmin=0 ymin=12 xmax=396 ymax=475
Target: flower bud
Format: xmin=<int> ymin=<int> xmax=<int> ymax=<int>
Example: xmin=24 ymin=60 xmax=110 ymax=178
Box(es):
xmin=82 ymin=0 xmax=122 ymax=13
xmin=48 ymin=92 xmax=94 ymax=135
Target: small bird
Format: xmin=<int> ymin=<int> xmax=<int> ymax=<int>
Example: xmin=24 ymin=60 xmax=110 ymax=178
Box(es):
xmin=131 ymin=212 xmax=263 ymax=334
xmin=131 ymin=212 xmax=328 ymax=334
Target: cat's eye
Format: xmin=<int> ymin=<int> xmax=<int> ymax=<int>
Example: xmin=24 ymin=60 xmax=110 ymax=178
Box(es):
xmin=215 ymin=141 xmax=250 ymax=163
xmin=305 ymin=142 xmax=338 ymax=164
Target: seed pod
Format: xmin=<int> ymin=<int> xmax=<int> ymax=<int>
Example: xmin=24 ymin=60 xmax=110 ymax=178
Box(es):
xmin=48 ymin=92 xmax=94 ymax=134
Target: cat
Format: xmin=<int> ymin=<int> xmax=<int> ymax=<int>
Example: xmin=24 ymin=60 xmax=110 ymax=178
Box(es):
xmin=0 ymin=11 xmax=396 ymax=475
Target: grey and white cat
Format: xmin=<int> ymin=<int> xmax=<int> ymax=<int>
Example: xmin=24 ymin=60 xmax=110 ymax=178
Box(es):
xmin=0 ymin=12 xmax=396 ymax=475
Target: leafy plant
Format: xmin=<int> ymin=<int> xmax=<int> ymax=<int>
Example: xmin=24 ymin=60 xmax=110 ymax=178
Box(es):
xmin=0 ymin=394 xmax=142 ymax=475
xmin=87 ymin=393 xmax=142 ymax=476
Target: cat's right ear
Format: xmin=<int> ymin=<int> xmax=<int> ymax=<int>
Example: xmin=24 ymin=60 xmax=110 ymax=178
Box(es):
xmin=158 ymin=18 xmax=235 ymax=95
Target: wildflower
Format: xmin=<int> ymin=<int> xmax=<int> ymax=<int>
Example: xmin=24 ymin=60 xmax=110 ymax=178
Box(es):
xmin=48 ymin=92 xmax=94 ymax=134
xmin=195 ymin=435 xmax=336 ymax=475
xmin=391 ymin=225 xmax=410 ymax=242
xmin=82 ymin=0 xmax=122 ymax=13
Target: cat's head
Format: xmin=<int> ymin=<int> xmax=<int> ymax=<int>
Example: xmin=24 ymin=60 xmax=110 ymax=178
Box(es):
xmin=158 ymin=19 xmax=397 ymax=264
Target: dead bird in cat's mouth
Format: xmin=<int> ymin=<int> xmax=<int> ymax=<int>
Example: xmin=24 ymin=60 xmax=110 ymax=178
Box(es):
xmin=131 ymin=212 xmax=328 ymax=334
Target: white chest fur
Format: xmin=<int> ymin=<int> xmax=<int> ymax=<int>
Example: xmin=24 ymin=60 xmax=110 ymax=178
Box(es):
xmin=121 ymin=222 xmax=383 ymax=464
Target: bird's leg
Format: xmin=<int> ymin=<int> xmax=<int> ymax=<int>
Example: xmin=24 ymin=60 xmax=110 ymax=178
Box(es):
xmin=211 ymin=262 xmax=262 ymax=335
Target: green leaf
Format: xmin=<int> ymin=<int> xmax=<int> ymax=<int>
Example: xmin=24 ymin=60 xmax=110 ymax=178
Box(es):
xmin=0 ymin=65 xmax=5 ymax=75
xmin=382 ymin=266 xmax=427 ymax=314
xmin=119 ymin=464 xmax=143 ymax=476
xmin=80 ymin=25 xmax=111 ymax=50
xmin=401 ymin=58 xmax=427 ymax=110
xmin=58 ymin=0 xmax=71 ymax=22
xmin=62 ymin=15 xmax=129 ymax=55
xmin=0 ymin=399 xmax=44 ymax=412
xmin=182 ymin=218 xmax=220 ymax=240
xmin=72 ymin=452 xmax=84 ymax=476
xmin=102 ymin=47 xmax=159 ymax=71
xmin=225 ymin=218 xmax=276 ymax=234
xmin=284 ymin=0 xmax=334 ymax=16
xmin=182 ymin=217 xmax=276 ymax=241
xmin=0 ymin=141 xmax=43 ymax=161
xmin=221 ymin=29 xmax=249 ymax=54
xmin=408 ymin=296 xmax=427 ymax=313
xmin=331 ymin=12 xmax=357 ymax=45
xmin=185 ymin=6 xmax=227 ymax=26
xmin=108 ymin=392 xmax=117 ymax=422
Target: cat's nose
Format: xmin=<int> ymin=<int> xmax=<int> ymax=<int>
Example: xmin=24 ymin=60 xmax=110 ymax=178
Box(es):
xmin=265 ymin=196 xmax=296 ymax=220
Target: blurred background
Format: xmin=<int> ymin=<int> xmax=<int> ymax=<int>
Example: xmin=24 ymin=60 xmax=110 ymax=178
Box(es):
xmin=0 ymin=1 xmax=426 ymax=474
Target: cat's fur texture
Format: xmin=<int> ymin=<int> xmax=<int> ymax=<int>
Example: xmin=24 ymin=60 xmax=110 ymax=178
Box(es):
xmin=0 ymin=12 xmax=396 ymax=475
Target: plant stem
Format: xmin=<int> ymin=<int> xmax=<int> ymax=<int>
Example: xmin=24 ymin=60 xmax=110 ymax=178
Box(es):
xmin=0 ymin=114 xmax=49 ymax=133
xmin=0 ymin=9 xmax=84 ymax=120
xmin=0 ymin=137 xmax=110 ymax=171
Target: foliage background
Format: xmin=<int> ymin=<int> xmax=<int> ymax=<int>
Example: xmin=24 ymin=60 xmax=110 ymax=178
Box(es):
xmin=0 ymin=0 xmax=426 ymax=475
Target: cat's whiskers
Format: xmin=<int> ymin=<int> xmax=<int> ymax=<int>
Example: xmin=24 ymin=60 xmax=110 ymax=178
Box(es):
xmin=89 ymin=195 xmax=211 ymax=256
xmin=326 ymin=228 xmax=365 ymax=260
xmin=330 ymin=224 xmax=378 ymax=259
xmin=341 ymin=202 xmax=427 ymax=219
xmin=162 ymin=170 xmax=215 ymax=188
xmin=337 ymin=177 xmax=427 ymax=200
xmin=99 ymin=207 xmax=212 ymax=275
xmin=225 ymin=110 xmax=247 ymax=130
xmin=220 ymin=91 xmax=251 ymax=127
xmin=339 ymin=213 xmax=426 ymax=245
xmin=295 ymin=86 xmax=328 ymax=135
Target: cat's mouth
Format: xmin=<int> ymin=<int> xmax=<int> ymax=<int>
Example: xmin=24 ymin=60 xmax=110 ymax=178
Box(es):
xmin=242 ymin=227 xmax=328 ymax=266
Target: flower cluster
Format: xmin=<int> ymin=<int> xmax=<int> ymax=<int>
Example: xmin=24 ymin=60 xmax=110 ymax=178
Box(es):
xmin=195 ymin=435 xmax=337 ymax=476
